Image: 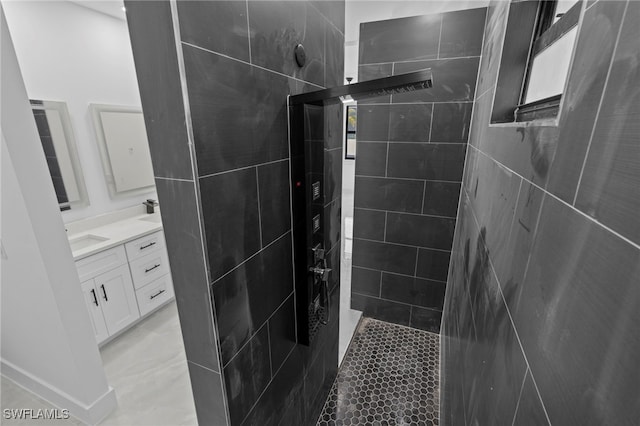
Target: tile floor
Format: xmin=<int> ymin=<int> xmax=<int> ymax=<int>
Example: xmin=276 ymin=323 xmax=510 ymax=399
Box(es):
xmin=1 ymin=301 xmax=197 ymax=425
xmin=317 ymin=318 xmax=440 ymax=426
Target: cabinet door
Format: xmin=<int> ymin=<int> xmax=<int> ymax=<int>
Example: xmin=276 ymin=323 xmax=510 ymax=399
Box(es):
xmin=81 ymin=279 xmax=109 ymax=344
xmin=96 ymin=264 xmax=140 ymax=336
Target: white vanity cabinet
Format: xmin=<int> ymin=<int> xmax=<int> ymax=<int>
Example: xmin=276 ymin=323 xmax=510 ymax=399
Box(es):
xmin=77 ymin=247 xmax=140 ymax=345
xmin=75 ymin=230 xmax=174 ymax=345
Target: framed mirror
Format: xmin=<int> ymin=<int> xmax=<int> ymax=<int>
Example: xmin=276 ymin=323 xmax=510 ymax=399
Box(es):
xmin=90 ymin=104 xmax=155 ymax=199
xmin=30 ymin=100 xmax=89 ymax=211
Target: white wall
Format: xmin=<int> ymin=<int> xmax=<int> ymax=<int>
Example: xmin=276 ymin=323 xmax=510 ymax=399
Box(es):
xmin=2 ymin=0 xmax=155 ymax=223
xmin=344 ymin=0 xmax=489 ymax=82
xmin=1 ymin=6 xmax=116 ymax=423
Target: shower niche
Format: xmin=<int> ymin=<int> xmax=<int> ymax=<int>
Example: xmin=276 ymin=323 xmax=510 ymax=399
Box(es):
xmin=288 ymin=70 xmax=433 ymax=345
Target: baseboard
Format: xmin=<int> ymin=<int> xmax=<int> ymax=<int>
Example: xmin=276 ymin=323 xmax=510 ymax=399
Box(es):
xmin=1 ymin=359 xmax=117 ymax=425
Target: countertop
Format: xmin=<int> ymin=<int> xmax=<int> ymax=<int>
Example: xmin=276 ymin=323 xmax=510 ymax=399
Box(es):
xmin=67 ymin=208 xmax=163 ymax=261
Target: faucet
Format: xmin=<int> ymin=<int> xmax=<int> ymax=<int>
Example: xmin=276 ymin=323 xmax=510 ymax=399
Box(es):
xmin=143 ymin=199 xmax=158 ymax=214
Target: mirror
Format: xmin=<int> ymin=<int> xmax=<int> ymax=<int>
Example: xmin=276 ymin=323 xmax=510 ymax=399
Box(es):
xmin=30 ymin=99 xmax=89 ymax=211
xmin=90 ymin=104 xmax=155 ymax=198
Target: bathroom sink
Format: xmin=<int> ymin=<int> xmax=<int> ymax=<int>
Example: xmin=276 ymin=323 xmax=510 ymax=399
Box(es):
xmin=69 ymin=234 xmax=109 ymax=251
xmin=139 ymin=215 xmax=162 ymax=224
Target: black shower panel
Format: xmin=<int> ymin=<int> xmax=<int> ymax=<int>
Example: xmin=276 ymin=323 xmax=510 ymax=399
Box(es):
xmin=288 ymin=70 xmax=433 ymax=345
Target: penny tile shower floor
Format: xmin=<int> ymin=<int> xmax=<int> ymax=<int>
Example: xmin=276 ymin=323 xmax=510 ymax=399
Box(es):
xmin=317 ymin=318 xmax=440 ymax=426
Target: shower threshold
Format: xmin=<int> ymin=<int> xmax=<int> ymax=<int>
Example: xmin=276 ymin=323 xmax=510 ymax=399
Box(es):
xmin=317 ymin=318 xmax=440 ymax=426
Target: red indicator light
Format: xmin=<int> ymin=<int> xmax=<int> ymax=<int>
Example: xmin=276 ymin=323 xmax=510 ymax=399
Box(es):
xmin=296 ymin=181 xmax=302 ymax=187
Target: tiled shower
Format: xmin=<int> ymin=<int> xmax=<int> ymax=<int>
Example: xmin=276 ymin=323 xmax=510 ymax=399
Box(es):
xmin=124 ymin=0 xmax=639 ymax=425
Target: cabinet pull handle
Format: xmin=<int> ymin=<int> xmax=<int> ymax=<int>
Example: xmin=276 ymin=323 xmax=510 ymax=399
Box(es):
xmin=140 ymin=241 xmax=156 ymax=250
xmin=91 ymin=289 xmax=99 ymax=306
xmin=144 ymin=264 xmax=161 ymax=273
xmin=100 ymin=284 xmax=108 ymax=301
xmin=150 ymin=289 xmax=166 ymax=300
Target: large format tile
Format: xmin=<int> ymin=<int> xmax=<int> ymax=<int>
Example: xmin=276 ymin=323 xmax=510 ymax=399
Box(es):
xmin=387 ymin=143 xmax=466 ymax=182
xmin=439 ymin=7 xmax=486 ymax=59
xmin=223 ymin=325 xmax=272 ymax=425
xmin=574 ymin=1 xmax=640 ymax=246
xmin=416 ymin=248 xmax=451 ymax=282
xmin=512 ymin=370 xmax=548 ymax=425
xmin=423 ymin=181 xmax=461 ymax=218
xmin=512 ymin=194 xmax=640 ymax=425
xmin=359 ymin=14 xmax=440 ymax=64
xmin=186 ymin=362 xmax=226 ymax=426
xmin=356 ymin=104 xmax=390 ymax=141
xmin=351 ymin=266 xmax=382 ymax=298
xmin=352 ymin=238 xmax=417 ymax=276
xmin=351 ymin=294 xmax=411 ymax=326
xmin=182 ymin=45 xmax=291 ymax=176
xmin=177 ymin=1 xmax=250 ymax=62
xmin=248 ymin=1 xmax=325 ymax=87
xmin=268 ymin=294 xmax=296 ymax=375
xmin=430 ymin=102 xmax=473 ymax=143
xmin=545 ymin=1 xmax=627 ymax=202
xmin=200 ymin=168 xmax=261 ymax=281
xmin=380 ymin=272 xmax=445 ymax=309
xmin=325 ymin=23 xmax=345 ymax=88
xmin=212 ymin=234 xmax=293 ymax=365
xmin=410 ymin=306 xmax=442 ymax=333
xmin=386 ymin=212 xmax=455 ymax=250
xmin=126 ymin=0 xmax=193 ymax=180
xmin=354 ymin=142 xmax=387 ymax=177
xmin=352 ymin=208 xmax=385 ymax=241
xmin=155 ymin=178 xmax=220 ymax=372
xmin=354 ymin=176 xmax=424 ymax=213
xmin=388 ymin=104 xmax=432 ymax=142
xmin=258 ymin=160 xmax=291 ymax=246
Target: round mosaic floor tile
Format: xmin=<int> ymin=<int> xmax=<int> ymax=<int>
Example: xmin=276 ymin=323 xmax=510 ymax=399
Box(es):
xmin=317 ymin=318 xmax=440 ymax=426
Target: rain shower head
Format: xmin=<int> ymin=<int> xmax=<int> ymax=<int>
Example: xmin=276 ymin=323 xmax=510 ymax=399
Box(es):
xmin=288 ymin=69 xmax=433 ymax=106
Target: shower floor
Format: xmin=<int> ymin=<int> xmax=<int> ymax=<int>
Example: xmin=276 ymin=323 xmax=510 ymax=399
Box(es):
xmin=317 ymin=318 xmax=440 ymax=426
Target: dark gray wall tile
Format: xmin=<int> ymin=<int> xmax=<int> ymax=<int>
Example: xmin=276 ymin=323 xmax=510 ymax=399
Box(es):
xmin=177 ymin=1 xmax=250 ymax=62
xmin=182 ymin=45 xmax=291 ymax=176
xmin=430 ymin=102 xmax=473 ymax=143
xmin=258 ymin=160 xmax=291 ymax=246
xmin=386 ymin=212 xmax=455 ymax=250
xmin=155 ymin=178 xmax=220 ymax=372
xmin=325 ymin=23 xmax=345 ymax=87
xmin=387 ymin=143 xmax=466 ymax=182
xmin=351 ymin=293 xmax=411 ymax=326
xmin=358 ymin=63 xmax=393 ymax=81
xmin=359 ymin=14 xmax=440 ymax=64
xmin=351 ymin=267 xmax=381 ymax=297
xmin=200 ymin=168 xmax=260 ymax=281
xmin=223 ymin=325 xmax=272 ymax=425
xmin=248 ymin=1 xmax=325 ymax=87
xmin=354 ymin=142 xmax=387 ymax=177
xmin=212 ymin=234 xmax=293 ymax=364
xmin=512 ymin=370 xmax=548 ymax=425
xmin=126 ymin=0 xmax=193 ymax=180
xmin=416 ymin=248 xmax=451 ymax=282
xmin=310 ymin=0 xmax=345 ymax=34
xmin=381 ymin=272 xmax=445 ymax=309
xmin=354 ymin=176 xmax=424 ymax=213
xmin=410 ymin=307 xmax=442 ymax=333
xmin=439 ymin=7 xmax=487 ymax=58
xmin=353 ymin=208 xmax=385 ymax=241
xmin=187 ymin=362 xmax=227 ymax=426
xmin=423 ymin=181 xmax=461 ymax=218
xmin=268 ymin=294 xmax=296 ymax=375
xmin=356 ymin=104 xmax=389 ymax=141
xmin=574 ymin=1 xmax=640 ymax=246
xmin=388 ymin=104 xmax=432 ymax=142
xmin=352 ymin=239 xmax=417 ymax=276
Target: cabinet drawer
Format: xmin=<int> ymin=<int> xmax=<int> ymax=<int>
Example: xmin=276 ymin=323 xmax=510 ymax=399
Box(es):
xmin=76 ymin=245 xmax=127 ymax=282
xmin=135 ymin=274 xmax=174 ymax=317
xmin=129 ymin=248 xmax=170 ymax=289
xmin=125 ymin=231 xmax=165 ymax=261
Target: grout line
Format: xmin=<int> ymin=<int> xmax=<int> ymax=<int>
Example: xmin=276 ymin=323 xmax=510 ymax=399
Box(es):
xmin=383 ymin=211 xmax=388 ymax=241
xmin=511 ymin=367 xmax=530 ymax=426
xmin=198 ymin=157 xmax=288 ymax=180
xmin=384 ymin=142 xmax=390 ymax=177
xmin=378 ymin=271 xmax=383 ymax=297
xmin=154 ymin=176 xmax=194 ymax=183
xmin=357 ymin=206 xmax=457 ymax=220
xmin=245 ymin=0 xmax=251 ymax=64
xmin=428 ymin=103 xmax=435 ymax=143
xmin=266 ymin=322 xmax=273 ymax=378
xmin=437 ymin=15 xmax=443 ymax=59
xmin=355 ymin=174 xmax=462 ymax=184
xmin=222 ymin=292 xmax=294 ymax=370
xmin=420 ymin=180 xmax=427 ymax=215
xmin=354 ymin=236 xmax=453 ymax=252
xmin=187 ymin=359 xmax=220 ymax=375
xmin=353 ymin=291 xmax=443 ymax=312
xmin=572 ymin=0 xmax=629 ymax=206
xmin=212 ymin=231 xmax=291 ymax=286
xmin=182 ymin=42 xmax=325 ymax=90
xmin=360 ymin=55 xmax=481 ymax=67
xmin=413 ymin=247 xmax=419 ymax=277
xmin=354 ymin=264 xmax=447 ymax=284
xmin=255 ymin=167 xmax=263 ymax=249
xmin=469 ymin=144 xmax=640 ymax=252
